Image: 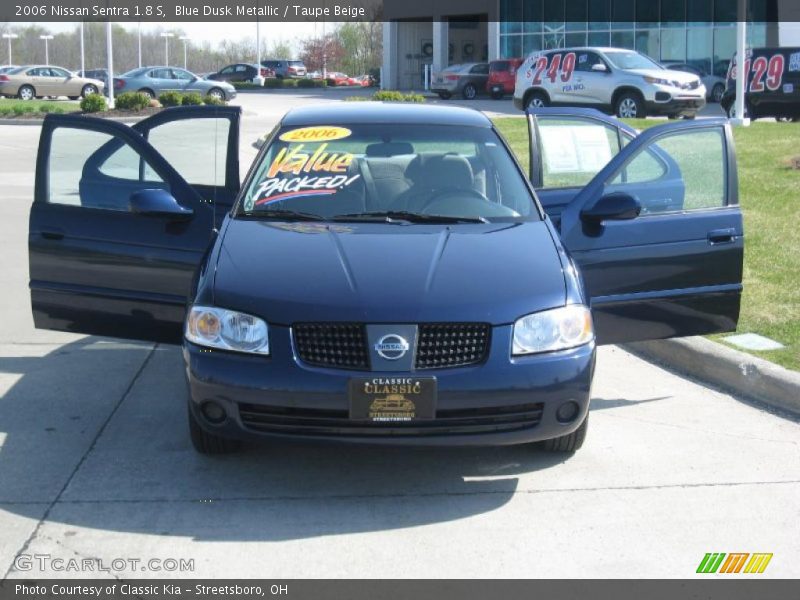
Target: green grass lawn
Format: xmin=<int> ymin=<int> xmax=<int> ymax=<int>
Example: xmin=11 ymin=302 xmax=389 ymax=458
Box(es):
xmin=494 ymin=117 xmax=800 ymax=371
xmin=0 ymin=98 xmax=80 ymax=117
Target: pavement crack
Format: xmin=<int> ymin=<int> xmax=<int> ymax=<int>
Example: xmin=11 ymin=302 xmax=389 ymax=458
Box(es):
xmin=599 ymin=411 xmax=800 ymax=445
xmin=1 ymin=343 xmax=157 ymax=581
xmin=39 ymin=478 xmax=800 ymax=506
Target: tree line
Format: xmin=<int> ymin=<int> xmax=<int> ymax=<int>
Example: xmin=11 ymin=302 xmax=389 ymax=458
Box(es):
xmin=0 ymin=22 xmax=382 ymax=77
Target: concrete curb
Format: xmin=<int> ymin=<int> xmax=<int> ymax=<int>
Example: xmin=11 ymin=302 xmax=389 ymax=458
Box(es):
xmin=625 ymin=336 xmax=800 ymax=415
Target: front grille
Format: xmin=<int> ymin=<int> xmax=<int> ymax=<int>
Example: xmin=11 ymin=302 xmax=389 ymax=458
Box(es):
xmin=293 ymin=322 xmax=491 ymax=371
xmin=415 ymin=323 xmax=491 ymax=369
xmin=239 ymin=402 xmax=544 ymax=437
xmin=293 ymin=323 xmax=369 ymax=370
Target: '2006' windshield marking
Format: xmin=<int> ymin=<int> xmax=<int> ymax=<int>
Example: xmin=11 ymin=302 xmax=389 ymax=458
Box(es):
xmin=253 ymin=142 xmax=361 ymax=205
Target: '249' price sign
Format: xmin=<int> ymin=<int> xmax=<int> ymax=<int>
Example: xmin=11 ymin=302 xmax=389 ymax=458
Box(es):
xmin=525 ymin=52 xmax=578 ymax=85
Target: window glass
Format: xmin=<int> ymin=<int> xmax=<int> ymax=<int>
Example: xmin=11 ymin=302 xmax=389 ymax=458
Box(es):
xmin=575 ymin=52 xmax=603 ymax=72
xmin=235 ymin=65 xmax=247 ymax=72
xmin=48 ymin=127 xmax=164 ymax=211
xmin=145 ymin=118 xmax=230 ymax=187
xmin=150 ymin=68 xmax=171 ymax=79
xmin=171 ymin=69 xmax=194 ymax=81
xmin=538 ymin=118 xmax=621 ymax=188
xmin=607 ymin=128 xmax=726 ymax=214
xmin=470 ymin=64 xmax=489 ymax=74
xmin=220 ymin=66 xmax=233 ymax=74
xmin=239 ymin=124 xmax=538 ymax=222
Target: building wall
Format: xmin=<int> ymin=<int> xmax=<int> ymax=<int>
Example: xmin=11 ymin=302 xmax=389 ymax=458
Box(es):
xmin=497 ymin=0 xmax=773 ymax=76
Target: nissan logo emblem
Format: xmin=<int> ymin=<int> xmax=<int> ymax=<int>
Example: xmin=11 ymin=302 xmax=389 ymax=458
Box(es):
xmin=374 ymin=334 xmax=410 ymax=360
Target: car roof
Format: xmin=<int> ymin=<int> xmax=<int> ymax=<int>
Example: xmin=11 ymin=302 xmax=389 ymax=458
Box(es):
xmin=281 ymin=102 xmax=492 ymax=128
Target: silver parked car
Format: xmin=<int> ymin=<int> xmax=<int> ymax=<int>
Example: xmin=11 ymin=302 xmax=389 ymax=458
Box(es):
xmin=113 ymin=66 xmax=236 ymax=101
xmin=514 ymin=47 xmax=706 ymax=119
xmin=431 ymin=63 xmax=490 ymax=100
xmin=664 ymin=62 xmax=726 ymax=103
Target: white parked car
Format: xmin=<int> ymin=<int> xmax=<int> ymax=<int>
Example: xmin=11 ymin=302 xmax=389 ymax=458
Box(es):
xmin=514 ymin=47 xmax=706 ymax=119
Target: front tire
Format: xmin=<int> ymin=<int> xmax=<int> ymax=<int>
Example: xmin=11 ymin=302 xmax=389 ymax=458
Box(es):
xmin=188 ymin=404 xmax=242 ymax=455
xmin=437 ymin=91 xmax=452 ymax=100
xmin=18 ymin=85 xmax=35 ymax=101
xmin=207 ymin=87 xmax=225 ymax=102
xmin=81 ymin=84 xmax=98 ymax=98
xmin=615 ymin=92 xmax=645 ymax=118
xmin=462 ymin=83 xmax=477 ymax=100
xmin=711 ymin=83 xmax=725 ymax=103
xmin=540 ymin=415 xmax=588 ymax=453
xmin=490 ymin=89 xmax=503 ymax=100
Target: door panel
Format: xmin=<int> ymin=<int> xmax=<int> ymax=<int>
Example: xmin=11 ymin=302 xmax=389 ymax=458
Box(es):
xmin=133 ymin=106 xmax=241 ymax=224
xmin=29 ymin=114 xmax=216 ymax=343
xmin=556 ymin=118 xmax=743 ymax=344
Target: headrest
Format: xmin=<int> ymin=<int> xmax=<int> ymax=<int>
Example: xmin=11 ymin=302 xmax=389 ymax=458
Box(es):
xmin=419 ymin=154 xmax=473 ymax=189
xmin=365 ymin=142 xmax=415 ymax=157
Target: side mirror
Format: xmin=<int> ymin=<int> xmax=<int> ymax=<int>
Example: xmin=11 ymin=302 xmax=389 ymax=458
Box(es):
xmin=130 ymin=189 xmax=193 ymax=221
xmin=580 ymin=192 xmax=641 ymax=224
xmin=591 ymin=63 xmax=608 ymax=73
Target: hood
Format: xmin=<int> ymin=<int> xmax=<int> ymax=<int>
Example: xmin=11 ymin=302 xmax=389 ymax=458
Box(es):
xmin=212 ymin=220 xmax=567 ymax=326
xmin=629 ymin=68 xmax=700 ymax=86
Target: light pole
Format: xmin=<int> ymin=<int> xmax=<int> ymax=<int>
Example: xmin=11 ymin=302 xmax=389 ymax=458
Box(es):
xmin=79 ymin=22 xmax=85 ymax=75
xmin=2 ymin=33 xmax=18 ymax=65
xmin=40 ymin=34 xmax=54 ymax=65
xmin=106 ymin=21 xmax=114 ymax=109
xmin=160 ymin=32 xmax=173 ymax=66
xmin=137 ymin=22 xmax=142 ymax=68
xmin=179 ymin=36 xmax=190 ymax=70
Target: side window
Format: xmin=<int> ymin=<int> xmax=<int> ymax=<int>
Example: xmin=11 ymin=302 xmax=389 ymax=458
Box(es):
xmin=150 ymin=69 xmax=170 ymax=79
xmin=235 ymin=65 xmax=247 ymax=73
xmin=220 ymin=66 xmax=233 ymax=75
xmin=470 ymin=64 xmax=489 ymax=75
xmin=575 ymin=52 xmax=602 ymax=72
xmin=171 ymin=69 xmax=194 ymax=81
xmin=48 ymin=127 xmax=165 ymax=211
xmin=606 ymin=128 xmax=727 ymax=214
xmin=536 ymin=117 xmax=622 ymax=188
xmin=145 ymin=118 xmax=231 ymax=187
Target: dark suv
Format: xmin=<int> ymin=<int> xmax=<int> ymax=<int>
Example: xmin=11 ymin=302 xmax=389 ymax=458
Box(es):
xmin=721 ymin=47 xmax=800 ymax=121
xmin=260 ymin=59 xmax=307 ymax=79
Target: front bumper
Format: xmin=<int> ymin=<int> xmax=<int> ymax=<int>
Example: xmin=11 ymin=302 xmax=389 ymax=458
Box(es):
xmin=185 ymin=324 xmax=595 ymax=447
xmin=644 ymin=85 xmax=706 ymax=116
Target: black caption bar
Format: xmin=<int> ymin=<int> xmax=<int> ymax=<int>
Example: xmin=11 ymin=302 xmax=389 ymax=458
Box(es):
xmin=3 ymin=0 xmax=795 ymax=23
xmin=0 ymin=580 xmax=796 ymax=600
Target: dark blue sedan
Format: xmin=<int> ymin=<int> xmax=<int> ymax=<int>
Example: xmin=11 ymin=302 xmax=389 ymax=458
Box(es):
xmin=28 ymin=103 xmax=743 ymax=454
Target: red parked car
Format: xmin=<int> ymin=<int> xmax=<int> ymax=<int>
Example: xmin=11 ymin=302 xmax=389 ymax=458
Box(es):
xmin=487 ymin=58 xmax=523 ymax=99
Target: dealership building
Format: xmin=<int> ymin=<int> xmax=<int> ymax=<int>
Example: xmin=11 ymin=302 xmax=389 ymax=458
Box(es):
xmin=382 ymin=0 xmax=800 ymax=89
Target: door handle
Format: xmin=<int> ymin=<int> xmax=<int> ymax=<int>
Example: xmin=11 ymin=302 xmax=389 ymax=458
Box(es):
xmin=41 ymin=229 xmax=64 ymax=241
xmin=707 ymin=228 xmax=736 ymax=245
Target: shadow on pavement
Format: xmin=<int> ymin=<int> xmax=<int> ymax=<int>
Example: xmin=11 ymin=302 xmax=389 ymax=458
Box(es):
xmin=0 ymin=338 xmax=602 ymax=542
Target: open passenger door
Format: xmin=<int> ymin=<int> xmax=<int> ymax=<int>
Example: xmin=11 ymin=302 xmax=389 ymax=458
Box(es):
xmin=527 ymin=108 xmax=743 ymax=345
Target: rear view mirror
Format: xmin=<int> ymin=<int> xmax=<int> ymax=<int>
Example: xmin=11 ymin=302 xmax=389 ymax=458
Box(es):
xmin=580 ymin=192 xmax=641 ymax=224
xmin=130 ymin=189 xmax=193 ymax=221
xmin=591 ymin=63 xmax=608 ymax=72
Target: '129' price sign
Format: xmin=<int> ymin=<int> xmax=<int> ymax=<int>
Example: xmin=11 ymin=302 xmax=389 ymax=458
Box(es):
xmin=729 ymin=53 xmax=786 ymax=92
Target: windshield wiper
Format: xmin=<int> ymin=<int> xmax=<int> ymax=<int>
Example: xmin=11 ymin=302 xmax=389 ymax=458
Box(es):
xmin=241 ymin=209 xmax=327 ymax=222
xmin=332 ymin=211 xmax=489 ymax=224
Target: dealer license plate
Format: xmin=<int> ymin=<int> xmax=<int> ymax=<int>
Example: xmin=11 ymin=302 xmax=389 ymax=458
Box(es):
xmin=349 ymin=377 xmax=436 ymax=422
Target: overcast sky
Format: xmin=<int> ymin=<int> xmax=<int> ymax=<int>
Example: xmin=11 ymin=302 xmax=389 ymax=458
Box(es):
xmin=17 ymin=21 xmax=322 ymax=52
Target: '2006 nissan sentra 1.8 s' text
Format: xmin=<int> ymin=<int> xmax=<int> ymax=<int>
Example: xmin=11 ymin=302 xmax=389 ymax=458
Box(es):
xmin=28 ymin=103 xmax=743 ymax=454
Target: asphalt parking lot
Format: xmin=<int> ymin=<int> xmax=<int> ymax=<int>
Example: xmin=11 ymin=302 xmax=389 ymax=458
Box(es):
xmin=0 ymin=91 xmax=797 ymax=579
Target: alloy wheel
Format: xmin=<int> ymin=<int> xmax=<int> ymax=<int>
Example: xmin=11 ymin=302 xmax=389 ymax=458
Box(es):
xmin=619 ymin=98 xmax=638 ymax=118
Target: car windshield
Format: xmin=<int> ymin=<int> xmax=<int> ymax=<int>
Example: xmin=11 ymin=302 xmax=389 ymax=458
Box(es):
xmin=604 ymin=51 xmax=662 ymax=71
xmin=238 ymin=123 xmax=538 ymax=223
xmin=288 ymin=61 xmax=304 ymax=67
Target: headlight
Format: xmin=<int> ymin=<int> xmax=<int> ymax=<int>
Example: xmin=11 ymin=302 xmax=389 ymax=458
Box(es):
xmin=643 ymin=75 xmax=672 ymax=86
xmin=512 ymin=305 xmax=594 ymax=356
xmin=186 ymin=305 xmax=269 ymax=355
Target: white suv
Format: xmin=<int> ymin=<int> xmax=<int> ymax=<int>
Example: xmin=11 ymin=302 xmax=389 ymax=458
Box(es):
xmin=513 ymin=47 xmax=706 ymax=119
